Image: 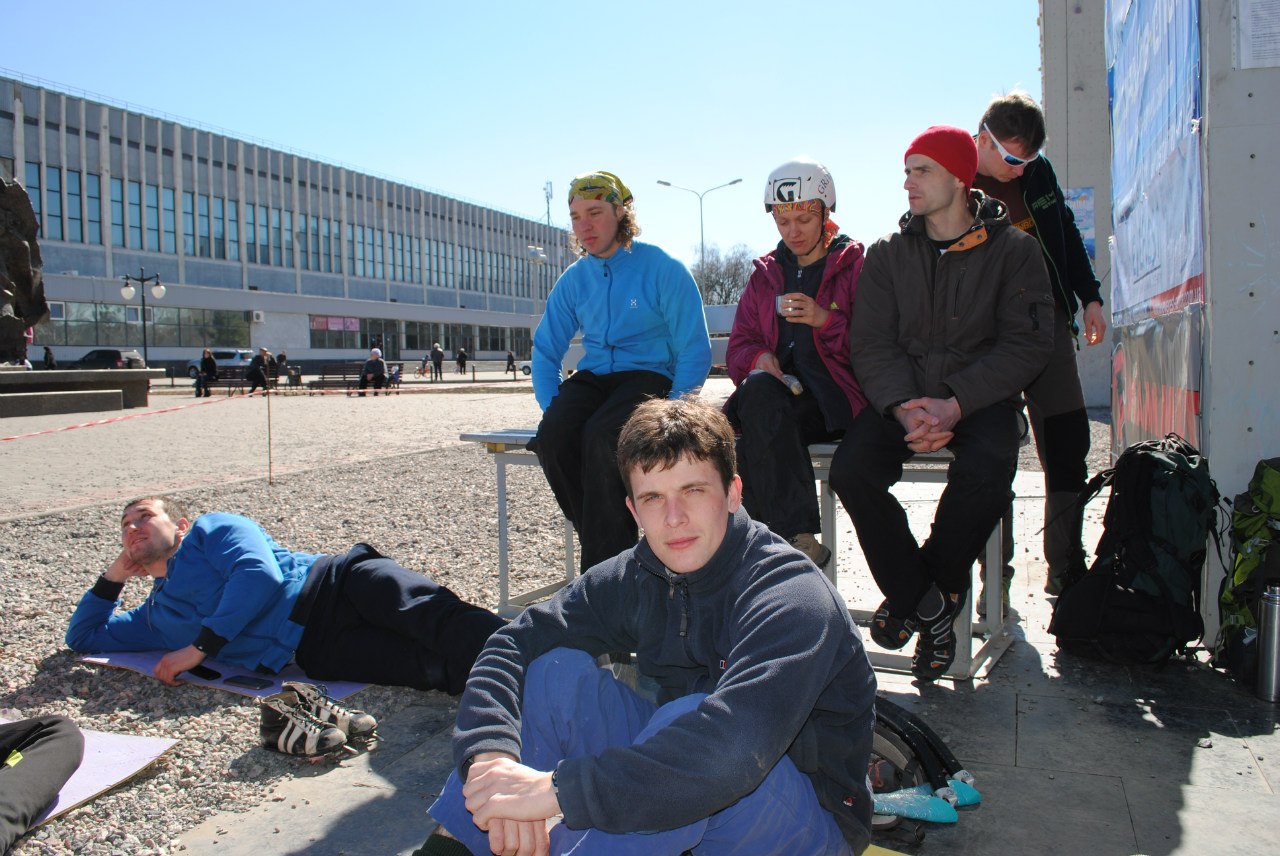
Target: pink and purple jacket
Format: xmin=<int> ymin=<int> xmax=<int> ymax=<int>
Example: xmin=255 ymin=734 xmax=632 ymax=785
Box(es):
xmin=726 ymin=238 xmax=869 ymax=420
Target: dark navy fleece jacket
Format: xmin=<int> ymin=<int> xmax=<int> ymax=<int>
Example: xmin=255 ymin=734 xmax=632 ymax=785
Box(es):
xmin=453 ymin=507 xmax=875 ymax=851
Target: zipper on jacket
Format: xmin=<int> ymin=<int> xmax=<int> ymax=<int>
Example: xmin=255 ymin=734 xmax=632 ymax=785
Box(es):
xmin=1029 ymin=298 xmax=1040 ymax=332
xmin=603 ymin=261 xmax=615 ymax=374
xmin=679 ymin=580 xmax=690 ymax=638
xmin=664 ymin=571 xmax=690 ymax=637
xmin=948 ymin=263 xmax=968 ymax=320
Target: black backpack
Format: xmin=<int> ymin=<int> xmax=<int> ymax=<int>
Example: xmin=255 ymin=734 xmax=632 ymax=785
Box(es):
xmin=1050 ymin=434 xmax=1220 ymax=664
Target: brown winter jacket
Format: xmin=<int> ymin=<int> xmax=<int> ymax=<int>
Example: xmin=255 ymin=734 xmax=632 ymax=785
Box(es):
xmin=851 ymin=191 xmax=1055 ymax=418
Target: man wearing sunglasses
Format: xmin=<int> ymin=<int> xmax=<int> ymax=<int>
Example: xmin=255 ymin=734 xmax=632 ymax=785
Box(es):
xmin=972 ymin=92 xmax=1106 ymax=601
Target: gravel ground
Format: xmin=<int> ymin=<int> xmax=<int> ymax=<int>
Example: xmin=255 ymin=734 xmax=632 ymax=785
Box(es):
xmin=0 ymin=378 xmax=1112 ymax=855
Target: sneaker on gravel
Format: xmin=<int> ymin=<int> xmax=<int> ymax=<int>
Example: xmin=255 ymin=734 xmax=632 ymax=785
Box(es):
xmin=283 ymin=681 xmax=378 ymax=738
xmin=260 ymin=692 xmax=348 ymax=756
xmin=869 ymin=599 xmax=918 ymax=650
xmin=911 ymin=589 xmax=961 ymax=681
xmin=788 ymin=533 xmax=832 ymax=569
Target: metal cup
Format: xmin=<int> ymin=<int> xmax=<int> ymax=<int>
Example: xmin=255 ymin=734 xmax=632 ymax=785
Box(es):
xmin=776 ymin=295 xmax=786 ymax=316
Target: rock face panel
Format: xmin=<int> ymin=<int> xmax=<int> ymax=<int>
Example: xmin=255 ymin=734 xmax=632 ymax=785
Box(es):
xmin=0 ymin=177 xmax=48 ymax=362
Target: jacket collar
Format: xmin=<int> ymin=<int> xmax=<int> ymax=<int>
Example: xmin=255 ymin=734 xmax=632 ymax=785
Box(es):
xmin=756 ymin=234 xmax=861 ymax=282
xmin=634 ymin=506 xmax=752 ymax=593
xmin=898 ymin=190 xmax=1009 ymax=253
xmin=584 ymin=241 xmax=637 ymax=272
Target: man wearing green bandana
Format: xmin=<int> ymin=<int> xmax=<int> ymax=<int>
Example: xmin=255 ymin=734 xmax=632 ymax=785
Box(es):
xmin=529 ymin=170 xmax=712 ymax=572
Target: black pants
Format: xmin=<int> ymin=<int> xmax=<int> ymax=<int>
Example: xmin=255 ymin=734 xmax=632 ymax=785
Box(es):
xmin=731 ymin=372 xmax=842 ymax=540
xmin=531 ymin=369 xmax=672 ymax=572
xmin=358 ymin=375 xmax=385 ymax=394
xmin=834 ymin=403 xmax=1021 ymax=617
xmin=431 ymin=361 xmax=443 ymax=381
xmin=294 ymin=545 xmax=505 ymax=695
xmin=0 ymin=716 xmax=84 ymax=852
xmin=194 ymin=372 xmax=215 ymax=397
xmin=247 ymin=368 xmax=268 ymax=394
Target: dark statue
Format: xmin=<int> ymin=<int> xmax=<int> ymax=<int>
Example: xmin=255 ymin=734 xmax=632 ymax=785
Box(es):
xmin=0 ymin=176 xmax=48 ymax=364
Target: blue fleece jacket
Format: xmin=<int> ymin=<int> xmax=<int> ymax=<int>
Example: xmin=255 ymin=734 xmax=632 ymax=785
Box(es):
xmin=453 ymin=507 xmax=875 ymax=851
xmin=531 ymin=241 xmax=712 ymax=411
xmin=65 ymin=513 xmax=318 ymax=673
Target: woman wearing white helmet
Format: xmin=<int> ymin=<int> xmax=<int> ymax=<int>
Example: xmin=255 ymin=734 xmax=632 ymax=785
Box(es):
xmin=725 ymin=157 xmax=868 ymax=568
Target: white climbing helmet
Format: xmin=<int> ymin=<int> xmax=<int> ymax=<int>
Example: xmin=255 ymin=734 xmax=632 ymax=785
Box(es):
xmin=763 ymin=157 xmax=836 ymax=213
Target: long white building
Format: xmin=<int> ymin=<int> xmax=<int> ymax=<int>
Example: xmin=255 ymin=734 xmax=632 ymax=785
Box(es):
xmin=0 ymin=72 xmax=571 ymax=369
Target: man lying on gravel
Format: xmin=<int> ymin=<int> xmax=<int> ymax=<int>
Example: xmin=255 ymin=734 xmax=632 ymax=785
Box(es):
xmin=65 ymin=496 xmax=504 ymax=694
xmin=418 ymin=397 xmax=876 ymax=856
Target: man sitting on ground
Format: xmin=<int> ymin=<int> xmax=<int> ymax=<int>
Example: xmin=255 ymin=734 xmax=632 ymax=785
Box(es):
xmin=66 ymin=496 xmax=503 ymax=696
xmin=842 ymin=125 xmax=1054 ymax=680
xmin=417 ymin=396 xmax=875 ymax=856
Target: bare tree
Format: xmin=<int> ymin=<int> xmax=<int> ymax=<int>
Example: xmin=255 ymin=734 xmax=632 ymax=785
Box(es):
xmin=690 ymin=243 xmax=756 ymax=306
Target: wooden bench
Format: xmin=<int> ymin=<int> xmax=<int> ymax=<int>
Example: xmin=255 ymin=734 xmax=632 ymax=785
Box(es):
xmin=307 ymin=363 xmax=402 ymax=395
xmin=200 ymin=363 xmax=283 ymax=395
xmin=460 ymin=428 xmax=1014 ymax=680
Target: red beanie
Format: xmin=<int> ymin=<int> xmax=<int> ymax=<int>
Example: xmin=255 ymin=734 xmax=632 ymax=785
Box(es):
xmin=904 ymin=125 xmax=979 ymax=188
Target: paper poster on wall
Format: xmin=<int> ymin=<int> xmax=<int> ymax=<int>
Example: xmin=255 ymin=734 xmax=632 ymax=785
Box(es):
xmin=1236 ymin=0 xmax=1280 ymax=68
xmin=1106 ymin=0 xmax=1204 ymax=325
xmin=1064 ymin=187 xmax=1096 ymax=261
xmin=1110 ymin=304 xmax=1202 ymax=453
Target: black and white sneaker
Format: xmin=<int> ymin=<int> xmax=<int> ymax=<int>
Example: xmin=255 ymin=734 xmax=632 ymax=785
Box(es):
xmin=284 ymin=681 xmax=378 ymax=739
xmin=260 ymin=692 xmax=348 ymax=756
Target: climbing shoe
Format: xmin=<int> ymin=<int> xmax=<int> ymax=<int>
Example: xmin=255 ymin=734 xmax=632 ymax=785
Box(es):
xmin=870 ymin=599 xmax=919 ymax=651
xmin=788 ymin=533 xmax=832 ymax=570
xmin=283 ymin=681 xmax=378 ymax=739
xmin=911 ymin=587 xmax=961 ymax=681
xmin=259 ymin=692 xmax=348 ymax=756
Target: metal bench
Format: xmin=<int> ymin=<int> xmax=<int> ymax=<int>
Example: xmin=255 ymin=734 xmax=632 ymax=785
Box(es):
xmin=461 ymin=429 xmax=1014 ymax=680
xmin=459 ymin=429 xmax=576 ymax=618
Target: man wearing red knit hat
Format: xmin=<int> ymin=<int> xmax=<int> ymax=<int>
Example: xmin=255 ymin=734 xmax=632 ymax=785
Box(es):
xmin=836 ymin=125 xmax=1055 ymax=680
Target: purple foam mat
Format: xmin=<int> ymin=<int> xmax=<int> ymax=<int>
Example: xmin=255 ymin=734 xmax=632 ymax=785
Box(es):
xmin=78 ymin=651 xmax=369 ymax=699
xmin=1 ymin=718 xmax=177 ymax=826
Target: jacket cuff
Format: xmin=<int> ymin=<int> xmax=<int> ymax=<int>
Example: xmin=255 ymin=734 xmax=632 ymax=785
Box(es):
xmin=192 ymin=627 xmax=230 ymax=657
xmin=92 ymin=575 xmax=125 ymax=600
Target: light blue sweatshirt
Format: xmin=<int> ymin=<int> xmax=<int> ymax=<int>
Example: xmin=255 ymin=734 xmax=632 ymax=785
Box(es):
xmin=531 ymin=241 xmax=712 ymax=411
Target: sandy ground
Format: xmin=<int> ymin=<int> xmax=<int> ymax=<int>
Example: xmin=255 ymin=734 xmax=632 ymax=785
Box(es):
xmin=0 ymin=378 xmax=546 ymax=521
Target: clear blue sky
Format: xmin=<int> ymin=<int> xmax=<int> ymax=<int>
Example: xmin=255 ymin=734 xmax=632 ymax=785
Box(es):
xmin=5 ymin=0 xmax=1043 ymax=268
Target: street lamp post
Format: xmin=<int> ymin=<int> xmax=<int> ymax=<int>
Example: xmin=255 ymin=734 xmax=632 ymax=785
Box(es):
xmin=655 ymin=178 xmax=743 ymax=272
xmin=120 ymin=268 xmax=165 ymax=367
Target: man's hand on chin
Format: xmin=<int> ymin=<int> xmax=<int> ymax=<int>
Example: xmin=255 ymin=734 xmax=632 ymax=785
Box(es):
xmin=155 ymin=645 xmax=205 ymax=686
xmin=104 ymin=548 xmax=151 ymax=583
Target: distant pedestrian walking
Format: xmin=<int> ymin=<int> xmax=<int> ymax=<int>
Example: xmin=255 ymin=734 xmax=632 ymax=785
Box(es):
xmin=247 ymin=347 xmax=271 ymax=395
xmin=455 ymin=348 xmax=468 ymax=375
xmin=430 ymin=343 xmax=444 ymax=382
xmin=505 ymin=351 xmax=515 ymax=374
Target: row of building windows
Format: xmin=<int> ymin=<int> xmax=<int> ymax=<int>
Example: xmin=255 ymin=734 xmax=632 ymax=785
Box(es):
xmin=34 ymin=301 xmax=251 ymax=349
xmin=307 ymin=316 xmax=532 ymax=360
xmin=23 ymin=163 xmax=554 ymax=299
xmin=30 ymin=300 xmax=535 ymax=360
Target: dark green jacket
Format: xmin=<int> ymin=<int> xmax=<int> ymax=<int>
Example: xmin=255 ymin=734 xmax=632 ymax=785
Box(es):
xmin=1018 ymin=155 xmax=1104 ymax=326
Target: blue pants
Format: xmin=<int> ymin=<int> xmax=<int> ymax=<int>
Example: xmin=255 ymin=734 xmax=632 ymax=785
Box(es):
xmin=429 ymin=648 xmax=850 ymax=855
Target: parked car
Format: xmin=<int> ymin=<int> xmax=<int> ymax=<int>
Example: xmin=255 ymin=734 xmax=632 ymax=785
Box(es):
xmin=185 ymin=348 xmax=253 ymax=379
xmin=75 ymin=348 xmax=146 ymax=369
xmin=518 ymin=360 xmax=532 ymax=376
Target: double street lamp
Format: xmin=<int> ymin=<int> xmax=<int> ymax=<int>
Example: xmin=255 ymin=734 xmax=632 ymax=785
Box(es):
xmin=120 ymin=268 xmax=165 ymax=367
xmin=655 ymin=178 xmax=743 ymax=272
